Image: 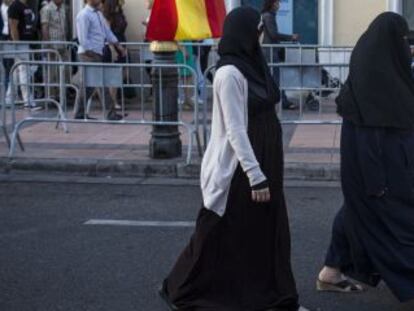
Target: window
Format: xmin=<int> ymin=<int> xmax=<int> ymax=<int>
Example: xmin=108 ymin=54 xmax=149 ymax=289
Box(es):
xmin=403 ymin=0 xmax=414 ymax=30
xmin=241 ymin=0 xmax=318 ymax=43
xmin=293 ymin=0 xmax=318 ymax=44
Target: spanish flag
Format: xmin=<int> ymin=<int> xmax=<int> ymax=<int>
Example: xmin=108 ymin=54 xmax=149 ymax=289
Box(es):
xmin=146 ymin=0 xmax=226 ymax=41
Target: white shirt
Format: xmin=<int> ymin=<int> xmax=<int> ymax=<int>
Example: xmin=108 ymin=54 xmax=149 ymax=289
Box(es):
xmin=1 ymin=3 xmax=9 ymax=35
xmin=76 ymin=4 xmax=118 ymax=55
xmin=200 ymin=65 xmax=267 ymax=217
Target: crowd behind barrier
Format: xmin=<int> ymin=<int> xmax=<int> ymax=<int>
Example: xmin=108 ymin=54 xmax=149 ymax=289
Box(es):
xmin=0 ymin=41 xmax=356 ymax=163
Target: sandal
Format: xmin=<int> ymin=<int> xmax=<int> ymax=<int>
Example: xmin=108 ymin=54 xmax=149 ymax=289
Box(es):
xmin=316 ymin=278 xmax=364 ymax=293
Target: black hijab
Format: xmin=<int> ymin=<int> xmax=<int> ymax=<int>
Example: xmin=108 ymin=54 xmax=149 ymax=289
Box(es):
xmin=337 ymin=12 xmax=414 ymax=129
xmin=217 ymin=7 xmax=280 ymax=116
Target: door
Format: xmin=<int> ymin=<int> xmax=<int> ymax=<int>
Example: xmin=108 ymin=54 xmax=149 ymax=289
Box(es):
xmin=293 ymin=0 xmax=318 ymax=44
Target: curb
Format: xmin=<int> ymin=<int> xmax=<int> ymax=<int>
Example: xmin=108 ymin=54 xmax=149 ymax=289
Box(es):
xmin=0 ymin=157 xmax=340 ymax=181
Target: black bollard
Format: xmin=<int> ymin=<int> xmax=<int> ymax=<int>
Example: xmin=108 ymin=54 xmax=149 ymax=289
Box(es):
xmin=149 ymin=42 xmax=182 ymax=159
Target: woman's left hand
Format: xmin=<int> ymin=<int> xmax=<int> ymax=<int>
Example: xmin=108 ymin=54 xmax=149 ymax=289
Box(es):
xmin=252 ymin=188 xmax=271 ymax=203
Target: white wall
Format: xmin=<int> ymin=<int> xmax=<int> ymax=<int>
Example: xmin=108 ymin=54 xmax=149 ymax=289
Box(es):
xmin=334 ymin=0 xmax=387 ymax=45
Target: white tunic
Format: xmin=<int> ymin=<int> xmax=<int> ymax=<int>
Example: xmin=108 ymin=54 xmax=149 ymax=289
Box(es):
xmin=200 ymin=65 xmax=267 ymax=217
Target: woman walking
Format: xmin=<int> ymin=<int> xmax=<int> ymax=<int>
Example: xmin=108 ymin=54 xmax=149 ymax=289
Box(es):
xmin=318 ymin=12 xmax=414 ymax=303
xmin=159 ymin=7 xmax=308 ymax=311
xmin=102 ymin=0 xmax=127 ymax=43
xmin=100 ymin=0 xmax=128 ymax=111
xmin=261 ymin=0 xmax=299 ymax=110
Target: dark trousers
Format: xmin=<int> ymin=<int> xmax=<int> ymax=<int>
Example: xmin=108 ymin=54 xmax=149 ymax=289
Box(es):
xmin=200 ymin=45 xmax=212 ymax=82
xmin=325 ymin=207 xmax=351 ymax=268
xmin=0 ymin=35 xmax=13 ymax=89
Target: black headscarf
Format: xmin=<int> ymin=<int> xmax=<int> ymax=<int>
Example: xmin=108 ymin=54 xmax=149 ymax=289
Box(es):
xmin=337 ymin=12 xmax=414 ymax=129
xmin=217 ymin=7 xmax=280 ymax=116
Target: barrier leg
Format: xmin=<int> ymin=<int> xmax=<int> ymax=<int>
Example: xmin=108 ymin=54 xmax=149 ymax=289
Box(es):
xmin=9 ymin=121 xmax=25 ymax=157
xmin=186 ymin=130 xmax=193 ymax=165
xmin=17 ymin=133 xmax=24 ymax=152
xmin=195 ymin=130 xmax=203 ymax=157
xmin=2 ymin=125 xmax=10 ymax=147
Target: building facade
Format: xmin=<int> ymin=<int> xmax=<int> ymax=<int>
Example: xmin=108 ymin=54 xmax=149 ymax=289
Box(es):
xmin=68 ymin=0 xmax=413 ymax=45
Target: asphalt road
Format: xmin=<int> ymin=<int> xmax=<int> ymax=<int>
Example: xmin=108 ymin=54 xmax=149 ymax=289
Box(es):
xmin=0 ymin=178 xmax=413 ymax=311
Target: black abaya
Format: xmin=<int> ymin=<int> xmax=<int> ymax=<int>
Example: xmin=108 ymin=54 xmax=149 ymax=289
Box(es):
xmin=165 ymin=109 xmax=299 ymax=310
xmin=325 ymin=120 xmax=414 ymax=302
xmin=162 ymin=7 xmax=298 ymax=310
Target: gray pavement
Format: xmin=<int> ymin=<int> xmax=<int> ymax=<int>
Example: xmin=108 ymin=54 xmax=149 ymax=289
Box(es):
xmin=0 ymin=178 xmax=413 ymax=311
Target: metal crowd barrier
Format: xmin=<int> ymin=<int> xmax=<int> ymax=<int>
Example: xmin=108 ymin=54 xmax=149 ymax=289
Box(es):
xmin=201 ymin=44 xmax=352 ymax=147
xmin=119 ymin=41 xmax=218 ymax=110
xmin=6 ymin=60 xmax=202 ymax=165
xmin=0 ymin=48 xmax=65 ymax=149
xmin=0 ymin=42 xmax=355 ymax=163
xmin=0 ymin=41 xmax=78 ymax=58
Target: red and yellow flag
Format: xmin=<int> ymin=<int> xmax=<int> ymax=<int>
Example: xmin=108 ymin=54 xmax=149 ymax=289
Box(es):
xmin=146 ymin=0 xmax=226 ymax=41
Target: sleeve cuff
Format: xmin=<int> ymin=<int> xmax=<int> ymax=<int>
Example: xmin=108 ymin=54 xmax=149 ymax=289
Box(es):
xmin=251 ymin=180 xmax=269 ymax=191
xmin=246 ymin=166 xmax=267 ymax=188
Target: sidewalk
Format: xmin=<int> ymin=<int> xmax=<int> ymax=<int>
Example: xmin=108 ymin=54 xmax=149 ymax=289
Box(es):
xmin=0 ymin=100 xmax=341 ymax=180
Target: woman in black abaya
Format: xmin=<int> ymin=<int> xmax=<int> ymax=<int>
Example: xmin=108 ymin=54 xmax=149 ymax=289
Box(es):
xmin=318 ymin=12 xmax=414 ymax=302
xmin=159 ymin=7 xmax=307 ymax=311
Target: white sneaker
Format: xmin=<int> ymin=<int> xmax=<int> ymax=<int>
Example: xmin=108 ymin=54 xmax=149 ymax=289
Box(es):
xmin=30 ymin=105 xmax=43 ymax=112
xmin=191 ymin=95 xmax=204 ymax=104
xmin=24 ymin=103 xmax=42 ymax=111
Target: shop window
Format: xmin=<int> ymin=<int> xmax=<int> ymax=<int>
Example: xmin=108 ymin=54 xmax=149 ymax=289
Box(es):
xmin=403 ymin=0 xmax=414 ymax=30
xmin=241 ymin=0 xmax=318 ymax=44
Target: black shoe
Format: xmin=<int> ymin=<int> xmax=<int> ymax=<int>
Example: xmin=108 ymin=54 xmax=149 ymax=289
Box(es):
xmin=158 ymin=281 xmax=179 ymax=311
xmin=74 ymin=113 xmax=97 ymax=120
xmin=106 ymin=112 xmax=123 ymax=121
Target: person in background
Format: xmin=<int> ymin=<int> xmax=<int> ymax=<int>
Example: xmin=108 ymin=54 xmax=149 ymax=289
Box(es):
xmin=100 ymin=0 xmax=128 ymax=111
xmin=1 ymin=0 xmax=14 ymax=104
xmin=40 ymin=0 xmax=69 ymax=100
xmin=262 ymin=0 xmax=299 ymax=110
xmin=317 ymin=13 xmax=414 ymax=303
xmin=191 ymin=40 xmax=211 ymax=103
xmin=0 ymin=0 xmax=5 ymax=37
xmin=102 ymin=0 xmax=127 ymax=43
xmin=74 ymin=0 xmax=126 ymax=120
xmin=0 ymin=0 xmax=10 ymax=41
xmin=176 ymin=42 xmax=195 ymax=109
xmin=200 ymin=38 xmax=213 ymax=83
xmin=7 ymin=0 xmax=41 ymax=110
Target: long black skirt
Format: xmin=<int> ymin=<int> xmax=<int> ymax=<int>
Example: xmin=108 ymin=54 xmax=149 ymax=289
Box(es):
xmin=164 ymin=111 xmax=299 ymax=310
xmin=325 ymin=120 xmax=414 ymax=302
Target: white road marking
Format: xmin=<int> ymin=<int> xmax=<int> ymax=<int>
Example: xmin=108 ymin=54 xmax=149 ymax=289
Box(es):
xmin=84 ymin=219 xmax=195 ymax=227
